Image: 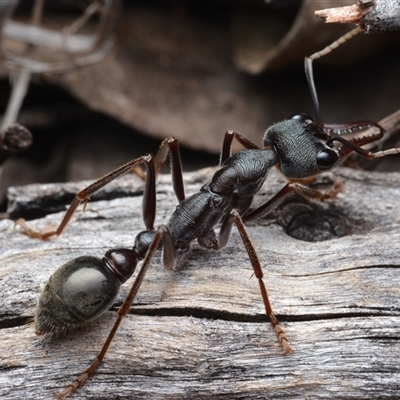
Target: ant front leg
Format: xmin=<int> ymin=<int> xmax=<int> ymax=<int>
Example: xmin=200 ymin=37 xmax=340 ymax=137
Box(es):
xmin=330 ymin=130 xmax=400 ymax=161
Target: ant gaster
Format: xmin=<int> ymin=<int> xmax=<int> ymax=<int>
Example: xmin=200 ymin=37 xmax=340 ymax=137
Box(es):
xmin=16 ymin=32 xmax=400 ymax=399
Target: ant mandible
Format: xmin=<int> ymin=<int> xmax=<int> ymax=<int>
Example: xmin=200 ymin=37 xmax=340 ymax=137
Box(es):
xmin=15 ymin=28 xmax=399 ymax=400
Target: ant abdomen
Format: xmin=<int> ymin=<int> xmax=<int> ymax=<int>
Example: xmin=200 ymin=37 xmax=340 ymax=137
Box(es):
xmin=35 ymin=249 xmax=139 ymax=336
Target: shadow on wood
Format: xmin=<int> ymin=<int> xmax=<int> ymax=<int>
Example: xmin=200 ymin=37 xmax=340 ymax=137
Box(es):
xmin=0 ymin=167 xmax=400 ymax=399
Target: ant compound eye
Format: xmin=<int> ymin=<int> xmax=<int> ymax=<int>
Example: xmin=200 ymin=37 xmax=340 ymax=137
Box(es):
xmin=290 ymin=113 xmax=313 ymax=123
xmin=316 ymin=148 xmax=339 ymax=170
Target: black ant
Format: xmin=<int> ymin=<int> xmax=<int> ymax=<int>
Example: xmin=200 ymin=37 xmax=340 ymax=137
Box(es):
xmin=15 ymin=28 xmax=399 ymax=399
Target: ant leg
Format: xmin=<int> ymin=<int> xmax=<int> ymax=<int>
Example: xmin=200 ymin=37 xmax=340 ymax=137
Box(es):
xmin=231 ymin=211 xmax=292 ymax=354
xmin=212 ymin=181 xmax=345 ymax=352
xmin=195 ymin=211 xmax=292 ymax=353
xmin=220 ymin=130 xmax=260 ymax=166
xmin=242 ymin=181 xmax=343 ymax=223
xmin=16 ymin=136 xmax=186 ymax=240
xmin=120 ymin=137 xmax=185 ymax=201
xmin=55 ymin=225 xmax=169 ymax=400
xmin=16 ymin=154 xmax=157 ymax=239
xmin=305 ymin=26 xmax=362 ymax=121
xmin=153 ymin=137 xmax=185 ymax=202
xmin=331 ymin=134 xmax=400 ymax=160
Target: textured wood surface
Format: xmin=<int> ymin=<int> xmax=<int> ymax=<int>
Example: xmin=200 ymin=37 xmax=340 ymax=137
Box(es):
xmin=1 ymin=167 xmax=400 ymax=399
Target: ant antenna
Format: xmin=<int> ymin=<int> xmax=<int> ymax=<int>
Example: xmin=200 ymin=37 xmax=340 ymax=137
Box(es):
xmin=305 ymin=26 xmax=362 ymax=122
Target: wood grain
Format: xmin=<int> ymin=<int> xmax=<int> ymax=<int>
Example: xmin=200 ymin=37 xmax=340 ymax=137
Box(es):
xmin=1 ymin=167 xmax=400 ymax=399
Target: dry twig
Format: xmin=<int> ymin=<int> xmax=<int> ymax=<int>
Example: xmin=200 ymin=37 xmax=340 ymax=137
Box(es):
xmin=315 ymin=0 xmax=400 ymax=33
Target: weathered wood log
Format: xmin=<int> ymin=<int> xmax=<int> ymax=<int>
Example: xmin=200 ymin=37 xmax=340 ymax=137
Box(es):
xmin=1 ymin=167 xmax=400 ymax=399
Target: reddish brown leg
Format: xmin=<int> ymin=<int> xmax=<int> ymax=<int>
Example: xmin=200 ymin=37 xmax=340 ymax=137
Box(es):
xmin=199 ymin=207 xmax=295 ymax=353
xmin=55 ymin=222 xmax=186 ymax=399
xmin=15 ymin=154 xmax=154 ymax=239
xmin=55 ymin=225 xmax=172 ymax=400
xmin=332 ymin=133 xmax=400 ymax=160
xmin=242 ymin=180 xmax=342 ymax=223
xmin=15 ymin=137 xmax=186 ymax=240
xmin=153 ymin=137 xmax=185 ymax=202
xmin=220 ymin=130 xmax=260 ymax=166
xmin=231 ymin=211 xmax=292 ymax=354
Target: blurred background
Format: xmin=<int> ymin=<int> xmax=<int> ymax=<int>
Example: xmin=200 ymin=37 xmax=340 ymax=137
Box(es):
xmin=0 ymin=0 xmax=400 ymax=213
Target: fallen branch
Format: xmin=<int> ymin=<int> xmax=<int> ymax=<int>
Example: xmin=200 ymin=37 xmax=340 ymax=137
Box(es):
xmin=315 ymin=0 xmax=400 ymax=33
xmin=1 ymin=167 xmax=400 ymax=398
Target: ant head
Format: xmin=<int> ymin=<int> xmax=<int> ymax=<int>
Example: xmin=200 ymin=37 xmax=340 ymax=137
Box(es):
xmin=263 ymin=114 xmax=339 ymax=179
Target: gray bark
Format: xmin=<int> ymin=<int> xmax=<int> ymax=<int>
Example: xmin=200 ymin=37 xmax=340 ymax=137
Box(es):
xmin=316 ymin=0 xmax=400 ymax=33
xmin=1 ymin=167 xmax=400 ymax=399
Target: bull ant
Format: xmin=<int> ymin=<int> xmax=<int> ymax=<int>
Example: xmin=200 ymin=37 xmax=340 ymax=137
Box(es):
xmin=15 ymin=27 xmax=399 ymax=399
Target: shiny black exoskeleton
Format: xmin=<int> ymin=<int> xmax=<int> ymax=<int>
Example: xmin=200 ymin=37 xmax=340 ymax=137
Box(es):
xmin=35 ymin=250 xmax=139 ymax=335
xmin=31 ymin=113 xmax=389 ymax=340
